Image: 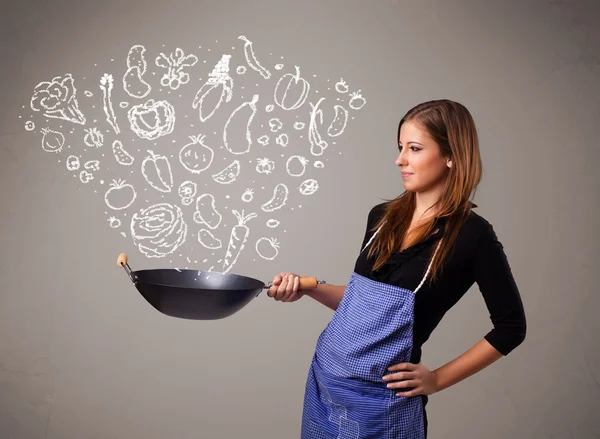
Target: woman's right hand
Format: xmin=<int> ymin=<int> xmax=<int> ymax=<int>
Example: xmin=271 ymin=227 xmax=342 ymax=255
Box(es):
xmin=267 ymin=272 xmax=305 ymax=302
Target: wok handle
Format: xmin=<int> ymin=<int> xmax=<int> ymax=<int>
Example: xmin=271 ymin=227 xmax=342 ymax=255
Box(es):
xmin=117 ymin=253 xmax=128 ymax=267
xmin=299 ymin=276 xmax=319 ymax=290
xmin=263 ymin=276 xmax=324 ymax=290
xmin=117 ymin=252 xmax=136 ymax=284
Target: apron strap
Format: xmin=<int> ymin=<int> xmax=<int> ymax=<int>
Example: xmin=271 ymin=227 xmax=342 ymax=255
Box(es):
xmin=360 ymin=220 xmax=444 ymax=294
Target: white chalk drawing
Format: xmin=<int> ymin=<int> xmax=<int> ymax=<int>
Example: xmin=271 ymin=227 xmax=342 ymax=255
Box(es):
xmin=256 ymin=237 xmax=280 ymax=260
xmin=212 ymin=159 xmax=240 ymax=184
xmin=198 ymin=229 xmax=222 ymax=250
xmin=257 ymin=135 xmax=270 ymax=146
xmin=99 ymin=73 xmax=120 ymax=134
xmin=222 ymin=209 xmax=257 ymax=273
xmin=179 ymin=134 xmax=214 ymax=174
xmin=335 ymin=78 xmax=349 ymax=94
xmin=308 ymin=98 xmax=328 ymax=156
xmin=256 ymin=158 xmax=275 ymax=175
xmin=241 ymin=188 xmax=254 ymax=202
xmin=40 ymin=127 xmax=65 ymax=153
xmin=276 ymin=133 xmax=289 ymax=147
xmin=130 ymin=203 xmax=188 ymax=258
xmin=80 ymin=170 xmax=94 ymax=183
xmin=327 ymin=105 xmax=348 ymax=137
xmin=112 ymin=140 xmax=134 ymax=166
xmin=274 ymin=66 xmax=310 ymax=111
xmin=84 ymin=127 xmax=104 ymax=148
xmin=108 ymin=216 xmax=121 ymax=228
xmin=104 ymin=179 xmax=137 ymax=210
xmin=66 ymin=155 xmax=80 ymax=171
xmin=266 ymin=219 xmax=280 ymax=228
xmin=223 ymin=94 xmax=259 ymax=155
xmin=269 ymin=118 xmax=283 ymax=132
xmin=22 ymin=35 xmax=368 ymax=268
xmin=348 ymin=90 xmax=366 ymax=110
xmin=123 ymin=45 xmax=151 ymax=99
xmin=84 ymin=160 xmax=100 ymax=172
xmin=30 ymin=74 xmax=86 ymax=125
xmin=299 ymin=178 xmax=319 ymax=195
xmin=261 ymin=183 xmax=288 ymax=212
xmin=155 ymin=47 xmax=198 ymax=90
xmin=178 ymin=181 xmax=197 ymax=206
xmin=193 ymin=193 xmax=222 ymax=229
xmin=128 ymin=99 xmax=176 ymax=140
xmin=192 ymin=54 xmax=233 ymax=122
xmin=286 ymin=155 xmax=308 ymax=177
xmin=141 ymin=150 xmax=173 ymax=193
xmin=238 ymin=36 xmax=271 ymax=79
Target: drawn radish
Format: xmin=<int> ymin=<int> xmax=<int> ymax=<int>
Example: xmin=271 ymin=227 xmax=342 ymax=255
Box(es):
xmin=335 ymin=78 xmax=349 ymax=94
xmin=41 ymin=127 xmax=65 ymax=153
xmin=348 ymin=90 xmax=367 ymax=110
xmin=222 ymin=209 xmax=257 ymax=273
xmin=308 ymin=98 xmax=328 ymax=156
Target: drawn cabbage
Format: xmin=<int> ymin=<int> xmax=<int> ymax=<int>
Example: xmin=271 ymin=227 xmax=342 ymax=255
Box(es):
xmin=130 ymin=203 xmax=187 ymax=258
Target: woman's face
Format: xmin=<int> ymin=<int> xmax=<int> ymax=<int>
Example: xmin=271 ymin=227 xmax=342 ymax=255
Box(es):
xmin=395 ymin=120 xmax=450 ymax=194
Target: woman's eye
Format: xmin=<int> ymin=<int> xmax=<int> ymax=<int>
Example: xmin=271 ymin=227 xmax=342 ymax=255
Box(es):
xmin=410 ymin=146 xmax=422 ymax=152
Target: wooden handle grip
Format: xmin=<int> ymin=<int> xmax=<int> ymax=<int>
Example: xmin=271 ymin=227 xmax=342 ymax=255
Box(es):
xmin=299 ymin=276 xmax=318 ymax=290
xmin=117 ymin=253 xmax=128 ymax=267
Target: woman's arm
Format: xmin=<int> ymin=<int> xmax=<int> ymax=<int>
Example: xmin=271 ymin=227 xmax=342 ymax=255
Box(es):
xmin=432 ymin=338 xmax=503 ymax=392
xmin=267 ymin=273 xmax=346 ymax=310
xmin=305 ymin=283 xmax=347 ymax=311
xmin=384 ymin=218 xmax=526 ymax=396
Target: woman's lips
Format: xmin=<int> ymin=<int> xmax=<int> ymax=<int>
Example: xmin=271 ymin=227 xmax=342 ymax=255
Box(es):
xmin=402 ymin=172 xmax=413 ymax=178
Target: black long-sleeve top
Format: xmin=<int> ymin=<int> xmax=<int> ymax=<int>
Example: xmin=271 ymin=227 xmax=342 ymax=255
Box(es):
xmin=353 ymin=202 xmax=527 ymax=365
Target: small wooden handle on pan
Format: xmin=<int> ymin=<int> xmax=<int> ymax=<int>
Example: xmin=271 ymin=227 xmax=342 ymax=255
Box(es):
xmin=117 ymin=253 xmax=128 ymax=267
xmin=299 ymin=276 xmax=318 ymax=290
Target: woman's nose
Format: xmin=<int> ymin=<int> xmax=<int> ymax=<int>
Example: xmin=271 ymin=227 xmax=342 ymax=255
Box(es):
xmin=396 ymin=151 xmax=406 ymax=166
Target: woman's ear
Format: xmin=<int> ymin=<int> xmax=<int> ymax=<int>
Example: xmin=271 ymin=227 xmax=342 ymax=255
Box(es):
xmin=447 ymin=160 xmax=452 ymax=168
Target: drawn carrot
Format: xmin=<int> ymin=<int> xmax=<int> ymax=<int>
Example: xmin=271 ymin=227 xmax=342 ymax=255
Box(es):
xmin=222 ymin=209 xmax=257 ymax=273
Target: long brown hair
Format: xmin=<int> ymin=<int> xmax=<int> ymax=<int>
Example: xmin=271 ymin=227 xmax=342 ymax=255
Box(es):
xmin=366 ymin=99 xmax=482 ymax=283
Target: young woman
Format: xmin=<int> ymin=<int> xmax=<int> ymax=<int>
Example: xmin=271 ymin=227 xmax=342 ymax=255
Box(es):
xmin=267 ymin=99 xmax=527 ymax=439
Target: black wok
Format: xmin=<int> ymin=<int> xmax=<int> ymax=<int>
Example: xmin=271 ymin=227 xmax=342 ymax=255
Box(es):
xmin=117 ymin=253 xmax=324 ymax=320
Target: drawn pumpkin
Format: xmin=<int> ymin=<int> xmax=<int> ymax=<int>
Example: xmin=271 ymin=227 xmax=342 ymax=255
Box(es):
xmin=127 ymin=99 xmax=175 ymax=140
xmin=274 ymin=66 xmax=310 ymax=111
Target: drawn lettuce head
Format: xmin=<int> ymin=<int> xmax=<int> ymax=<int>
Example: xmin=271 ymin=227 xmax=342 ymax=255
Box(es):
xmin=30 ymin=73 xmax=86 ymax=125
xmin=130 ymin=203 xmax=187 ymax=258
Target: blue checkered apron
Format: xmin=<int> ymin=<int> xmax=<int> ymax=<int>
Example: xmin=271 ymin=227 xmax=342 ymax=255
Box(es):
xmin=301 ymin=225 xmax=442 ymax=439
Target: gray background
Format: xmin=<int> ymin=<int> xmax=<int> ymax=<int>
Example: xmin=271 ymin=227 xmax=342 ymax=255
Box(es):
xmin=1 ymin=0 xmax=599 ymax=438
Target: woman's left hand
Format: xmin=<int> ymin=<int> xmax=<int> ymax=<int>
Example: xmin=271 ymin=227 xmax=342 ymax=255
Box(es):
xmin=382 ymin=361 xmax=439 ymax=397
